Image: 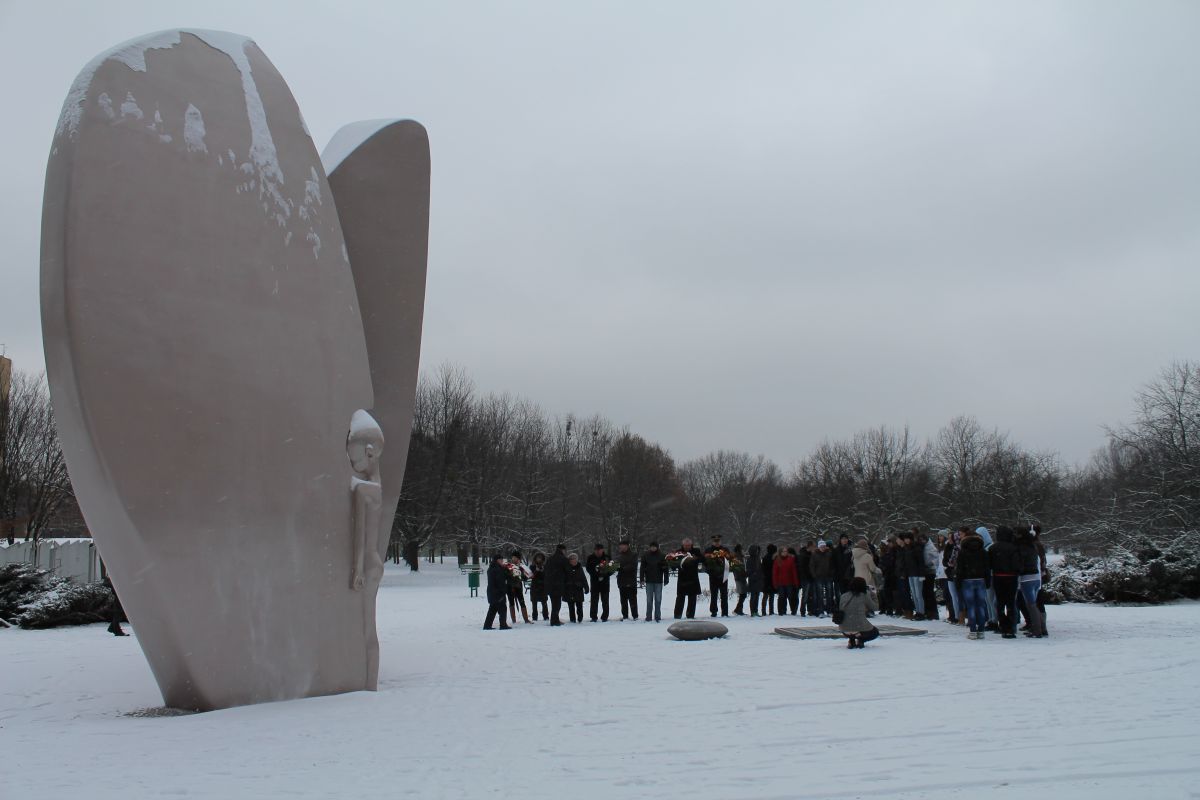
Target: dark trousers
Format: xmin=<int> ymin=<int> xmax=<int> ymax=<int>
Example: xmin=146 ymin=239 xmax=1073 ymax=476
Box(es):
xmin=937 ymin=578 xmax=956 ymax=620
xmin=674 ymin=591 xmax=698 ymax=619
xmin=846 ymin=626 xmax=880 ymax=645
xmin=483 ymin=601 xmax=509 ymax=629
xmin=507 ymin=588 xmax=527 ymax=619
xmin=549 ymin=592 xmax=563 ymax=625
xmin=531 ymin=596 xmax=548 ymax=620
xmin=107 ymin=590 xmax=127 ymax=634
xmin=734 ymin=590 xmax=746 ymax=614
xmin=590 ymin=581 xmax=610 ymax=621
xmin=749 ymin=590 xmax=762 ymax=615
xmin=568 ymin=599 xmax=583 ymax=622
xmin=894 ymin=577 xmax=914 ymax=612
xmin=814 ymin=579 xmax=836 ymax=615
xmin=801 ymin=582 xmax=820 ymax=618
xmin=618 ymin=584 xmax=639 ymax=619
xmin=762 ymin=588 xmax=774 ymax=614
xmin=708 ymin=576 xmax=728 ymax=616
xmin=993 ymin=575 xmax=1020 ymax=634
xmin=921 ymin=576 xmax=937 ymax=619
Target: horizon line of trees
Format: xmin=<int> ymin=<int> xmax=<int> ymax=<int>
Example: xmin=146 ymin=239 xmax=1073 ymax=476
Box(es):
xmin=393 ymin=361 xmax=1199 ymax=562
xmin=3 ymin=361 xmax=1196 ymax=563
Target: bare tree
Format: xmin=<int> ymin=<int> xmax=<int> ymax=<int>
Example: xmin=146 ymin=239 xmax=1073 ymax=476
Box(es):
xmin=0 ymin=371 xmax=73 ymax=543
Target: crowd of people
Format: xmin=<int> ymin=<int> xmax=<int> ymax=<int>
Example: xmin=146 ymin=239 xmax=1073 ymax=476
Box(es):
xmin=482 ymin=525 xmax=1052 ymax=648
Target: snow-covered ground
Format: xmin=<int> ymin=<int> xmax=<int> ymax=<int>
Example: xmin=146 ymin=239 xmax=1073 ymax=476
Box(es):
xmin=2 ymin=562 xmax=1198 ymax=799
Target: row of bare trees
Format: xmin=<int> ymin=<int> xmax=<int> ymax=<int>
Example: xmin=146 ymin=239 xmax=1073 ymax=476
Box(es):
xmin=392 ymin=362 xmax=1197 ymax=560
xmin=4 ymin=361 xmax=1194 ymax=558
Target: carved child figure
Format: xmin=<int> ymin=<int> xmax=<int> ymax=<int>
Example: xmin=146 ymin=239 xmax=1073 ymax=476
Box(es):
xmin=347 ymin=409 xmax=386 ymax=688
xmin=348 ymin=409 xmax=385 ymax=592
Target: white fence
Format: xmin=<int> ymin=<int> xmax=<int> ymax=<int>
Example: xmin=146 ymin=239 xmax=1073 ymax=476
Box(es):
xmin=0 ymin=538 xmax=103 ymax=584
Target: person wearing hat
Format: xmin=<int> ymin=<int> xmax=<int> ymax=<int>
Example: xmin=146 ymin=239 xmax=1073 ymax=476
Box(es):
xmin=808 ymin=539 xmax=836 ymax=618
xmin=673 ymin=538 xmax=704 ymax=619
xmin=483 ymin=553 xmax=512 ymax=630
xmin=615 ymin=540 xmax=639 ymax=620
xmin=703 ymin=534 xmax=730 ymax=617
xmin=640 ymin=541 xmax=668 ymax=622
xmin=585 ymin=542 xmax=611 ymax=622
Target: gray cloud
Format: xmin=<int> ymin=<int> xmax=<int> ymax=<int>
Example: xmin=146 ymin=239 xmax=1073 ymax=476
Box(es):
xmin=2 ymin=1 xmax=1197 ymax=470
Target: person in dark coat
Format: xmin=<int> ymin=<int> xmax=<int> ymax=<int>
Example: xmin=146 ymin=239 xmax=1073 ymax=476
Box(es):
xmin=799 ymin=541 xmax=818 ymax=616
xmin=703 ymin=534 xmax=730 ymax=617
xmin=640 ymin=541 xmax=668 ymax=622
xmin=529 ymin=552 xmax=549 ymax=621
xmin=833 ymin=534 xmax=854 ymax=594
xmin=102 ymin=575 xmax=128 ymax=636
xmin=544 ymin=544 xmax=569 ymax=626
xmin=563 ymin=553 xmax=589 ymax=623
xmin=899 ymin=530 xmax=927 ymax=619
xmin=990 ymin=526 xmax=1022 ymax=638
xmin=1015 ymin=527 xmax=1047 ymax=638
xmin=808 ymin=540 xmax=836 ymax=617
xmin=893 ymin=533 xmax=918 ymax=619
xmin=953 ymin=530 xmax=990 ymax=638
xmin=615 ymin=540 xmax=639 ymax=620
xmin=483 ymin=554 xmax=512 ymax=630
xmin=585 ymin=543 xmax=611 ymax=622
xmin=760 ymin=543 xmax=777 ymax=615
xmin=746 ymin=544 xmax=764 ymax=616
xmin=673 ymin=539 xmax=703 ymax=619
xmin=879 ymin=537 xmax=898 ymax=616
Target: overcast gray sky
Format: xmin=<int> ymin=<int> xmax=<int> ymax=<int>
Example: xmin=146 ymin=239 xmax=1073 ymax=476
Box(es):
xmin=2 ymin=1 xmax=1197 ymax=469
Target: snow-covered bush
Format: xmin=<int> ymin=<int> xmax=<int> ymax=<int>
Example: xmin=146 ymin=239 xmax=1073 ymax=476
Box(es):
xmin=0 ymin=564 xmax=114 ymax=629
xmin=1046 ymin=530 xmax=1200 ymax=603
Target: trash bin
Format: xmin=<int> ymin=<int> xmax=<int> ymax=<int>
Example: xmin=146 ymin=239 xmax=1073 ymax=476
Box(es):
xmin=468 ymin=570 xmax=480 ymax=597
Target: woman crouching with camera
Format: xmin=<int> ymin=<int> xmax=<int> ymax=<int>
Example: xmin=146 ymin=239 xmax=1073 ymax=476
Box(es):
xmin=837 ymin=576 xmax=880 ymax=649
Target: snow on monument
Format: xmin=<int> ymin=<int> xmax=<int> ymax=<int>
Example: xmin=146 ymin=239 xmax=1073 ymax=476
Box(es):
xmin=40 ymin=29 xmax=429 ymax=711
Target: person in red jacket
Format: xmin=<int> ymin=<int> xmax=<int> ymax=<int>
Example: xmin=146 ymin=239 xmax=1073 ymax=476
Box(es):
xmin=773 ymin=548 xmax=800 ymax=615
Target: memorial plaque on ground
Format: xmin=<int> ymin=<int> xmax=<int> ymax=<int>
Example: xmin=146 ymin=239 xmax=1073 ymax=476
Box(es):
xmin=775 ymin=625 xmax=927 ymax=639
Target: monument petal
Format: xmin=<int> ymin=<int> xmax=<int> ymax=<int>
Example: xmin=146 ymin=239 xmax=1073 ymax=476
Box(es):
xmin=40 ymin=30 xmax=413 ymax=711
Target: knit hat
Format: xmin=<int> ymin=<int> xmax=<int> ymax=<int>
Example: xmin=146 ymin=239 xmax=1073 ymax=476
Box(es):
xmin=817 ymin=539 xmax=828 ymax=548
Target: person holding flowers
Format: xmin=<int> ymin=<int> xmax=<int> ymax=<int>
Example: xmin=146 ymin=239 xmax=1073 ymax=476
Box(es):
xmin=731 ymin=543 xmax=748 ymax=615
xmin=506 ymin=551 xmax=533 ymax=624
xmin=704 ymin=534 xmax=731 ymax=617
xmin=673 ymin=538 xmax=704 ymax=620
xmin=586 ymin=543 xmax=612 ymax=622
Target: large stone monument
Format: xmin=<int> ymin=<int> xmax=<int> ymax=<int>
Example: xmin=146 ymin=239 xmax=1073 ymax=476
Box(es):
xmin=40 ymin=30 xmax=429 ymax=711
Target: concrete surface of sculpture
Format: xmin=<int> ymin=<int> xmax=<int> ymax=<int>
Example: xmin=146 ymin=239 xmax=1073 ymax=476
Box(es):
xmin=40 ymin=30 xmax=429 ymax=711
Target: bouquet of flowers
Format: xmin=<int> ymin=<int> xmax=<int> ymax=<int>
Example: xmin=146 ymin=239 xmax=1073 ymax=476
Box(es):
xmin=505 ymin=561 xmax=525 ymax=585
xmin=728 ymin=554 xmax=746 ymax=575
xmin=705 ymin=548 xmax=733 ymax=571
xmin=595 ymin=559 xmax=620 ymax=577
xmin=664 ymin=551 xmax=689 ymax=571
